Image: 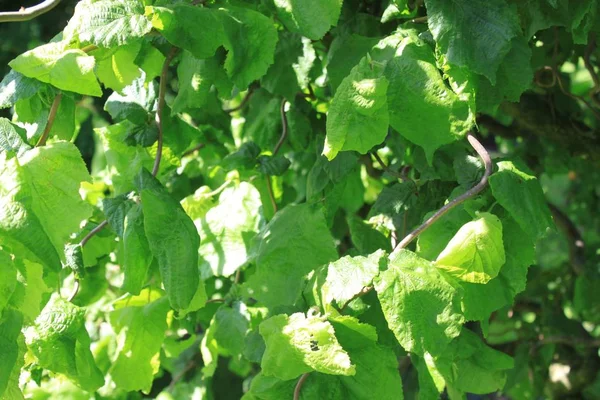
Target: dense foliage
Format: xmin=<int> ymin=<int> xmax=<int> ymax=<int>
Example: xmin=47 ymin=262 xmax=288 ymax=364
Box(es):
xmin=0 ymin=0 xmax=599 ymax=399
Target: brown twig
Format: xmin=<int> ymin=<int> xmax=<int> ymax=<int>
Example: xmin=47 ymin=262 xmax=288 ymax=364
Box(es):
xmin=410 ymin=16 xmax=428 ymax=24
xmin=81 ymin=44 xmax=98 ymax=53
xmin=394 ymin=133 xmax=492 ymax=250
xmin=79 ymin=220 xmax=109 ymax=248
xmin=67 ymin=279 xmax=80 ymax=302
xmin=273 ymin=99 xmax=288 ymax=156
xmin=223 ymin=88 xmax=255 ymax=113
xmin=0 ymin=0 xmax=61 ymax=22
xmin=153 ymin=47 xmax=179 ymax=176
xmin=181 ymin=143 xmax=206 ymax=157
xmin=206 ymin=298 xmax=225 ymax=304
xmin=293 ymin=373 xmax=310 ymax=400
xmin=35 ymin=92 xmax=62 ymax=147
xmin=340 ymin=286 xmax=374 ymax=311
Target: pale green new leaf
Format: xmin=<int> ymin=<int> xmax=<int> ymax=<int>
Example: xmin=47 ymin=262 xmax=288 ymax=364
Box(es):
xmin=488 ymin=160 xmax=554 ymax=239
xmin=435 ymin=212 xmax=505 ymax=284
xmin=122 ymin=204 xmax=153 ymax=295
xmin=325 ymin=249 xmax=385 ymax=307
xmin=274 ymin=0 xmax=343 ymax=40
xmin=136 ymin=169 xmax=200 ymax=310
xmin=324 ymin=57 xmax=389 ymax=160
xmin=259 ymin=313 xmax=355 ymax=380
xmin=149 ymin=5 xmax=225 ymax=59
xmin=9 ymin=42 xmax=102 ymax=97
xmin=218 ymin=6 xmax=278 ymax=89
xmin=425 ymin=0 xmax=522 ymax=84
xmin=109 ymin=295 xmax=170 ymax=393
xmin=0 ymin=142 xmax=92 ymax=270
xmin=95 ymin=42 xmax=142 ymax=93
xmin=197 ymin=182 xmax=262 ymax=278
xmin=63 ymin=0 xmax=152 ymax=48
xmin=374 ymin=249 xmax=464 ymax=355
xmin=384 ymin=35 xmax=473 ymax=163
xmin=245 ymin=204 xmax=338 ymax=308
xmin=25 ymin=296 xmax=104 ymax=391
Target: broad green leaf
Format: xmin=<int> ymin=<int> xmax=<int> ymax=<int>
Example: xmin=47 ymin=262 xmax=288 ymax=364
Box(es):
xmin=374 ymin=249 xmax=464 ymax=355
xmin=96 ymin=122 xmax=154 ymax=194
xmin=432 ymin=329 xmax=514 ymax=394
xmin=102 ymin=194 xmax=134 ymax=238
xmin=381 ymin=0 xmax=417 ymax=22
xmin=435 ymin=212 xmax=506 ymax=284
xmin=109 ymin=295 xmax=170 ymax=393
xmin=180 ymin=186 xmax=216 ymax=221
xmin=197 ymin=182 xmax=262 ymax=278
xmin=0 ymin=70 xmax=42 ymax=110
xmin=149 ymin=5 xmax=225 ymax=59
xmin=0 ymin=142 xmax=92 ymax=270
xmin=245 ymin=204 xmax=338 ymax=308
xmin=256 ymin=155 xmax=291 ymax=176
xmin=346 ymin=215 xmax=392 ymax=255
xmin=13 ymin=91 xmax=76 ymax=143
xmin=64 ymin=0 xmax=152 ymax=47
xmin=8 ymin=261 xmax=50 ymax=323
xmin=219 ymin=6 xmax=278 ymax=89
xmin=488 ymin=160 xmax=554 ymax=239
xmin=325 ymin=250 xmax=386 ymax=307
xmin=384 ymin=35 xmax=474 ymax=163
xmin=569 ymin=0 xmax=599 ymax=44
xmin=121 ymin=204 xmax=153 ymax=295
xmin=172 ymin=51 xmax=217 ymax=114
xmin=95 ymin=42 xmax=142 ymax=93
xmin=135 ymin=169 xmax=200 ymax=310
xmin=222 ymin=142 xmax=261 ymax=171
xmin=274 ymin=0 xmax=343 ymax=40
xmin=0 ymin=118 xmax=30 ymax=158
xmin=261 ymin=32 xmax=303 ymax=100
xmin=425 ymin=0 xmax=522 ymax=84
xmin=0 ymin=252 xmax=17 ymax=315
xmin=0 ymin=330 xmax=24 ymax=400
xmin=0 ymin=309 xmax=22 ymax=397
xmin=209 ymin=302 xmax=251 ymax=356
xmin=24 ymin=296 xmax=104 ymax=391
xmin=460 ymin=215 xmax=535 ymax=321
xmin=104 ymin=74 xmax=156 ymax=124
xmin=417 ymin=207 xmax=472 ymax=261
xmin=324 ymin=57 xmax=389 ymax=160
xmin=63 ymin=243 xmax=84 ymax=276
xmin=9 ymin=42 xmax=102 ymax=97
xmin=259 ymin=313 xmax=355 ymax=380
xmin=326 ymin=34 xmax=379 ymax=93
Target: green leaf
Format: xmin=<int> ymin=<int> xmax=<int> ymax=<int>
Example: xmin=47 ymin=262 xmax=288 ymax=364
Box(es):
xmin=417 ymin=206 xmax=472 ymax=261
xmin=569 ymin=0 xmax=599 ymax=44
xmin=435 ymin=212 xmax=506 ymax=284
xmin=432 ymin=329 xmax=514 ymax=394
xmin=150 ymin=5 xmax=225 ymax=59
xmin=261 ymin=32 xmax=303 ymax=100
xmin=384 ymin=34 xmax=474 ymax=163
xmin=460 ymin=215 xmax=535 ymax=321
xmin=425 ymin=0 xmax=522 ymax=83
xmin=374 ymin=249 xmax=464 ymax=355
xmin=0 ymin=309 xmax=22 ymax=398
xmin=64 ymin=0 xmax=152 ymax=47
xmin=256 ymin=155 xmax=291 ymax=176
xmin=0 ymin=118 xmax=30 ymax=157
xmin=324 ymin=57 xmax=389 ymax=160
xmin=219 ymin=6 xmax=278 ymax=89
xmin=109 ymin=295 xmax=170 ymax=393
xmin=8 ymin=261 xmax=50 ymax=323
xmin=63 ymin=243 xmax=84 ymax=276
xmin=324 ymin=250 xmax=386 ymax=307
xmin=14 ymin=91 xmax=76 ymax=144
xmin=0 ymin=252 xmax=17 ymax=315
xmin=104 ymin=74 xmax=156 ymax=124
xmin=488 ymin=160 xmax=554 ymax=239
xmin=346 ymin=215 xmax=392 ymax=255
xmin=102 ymin=194 xmax=134 ymax=238
xmin=209 ymin=302 xmax=251 ymax=356
xmin=259 ymin=312 xmax=355 ymax=380
xmin=274 ymin=0 xmax=343 ymax=40
xmin=121 ymin=204 xmax=153 ymax=295
xmin=172 ymin=51 xmax=217 ymax=114
xmin=24 ymin=296 xmax=104 ymax=391
xmin=326 ymin=34 xmax=379 ymax=93
xmin=222 ymin=142 xmax=262 ymax=171
xmin=0 ymin=70 xmax=42 ymax=109
xmin=0 ymin=142 xmax=92 ymax=270
xmin=245 ymin=204 xmax=338 ymax=308
xmin=135 ymin=168 xmax=201 ymax=310
xmin=9 ymin=42 xmax=102 ymax=97
xmin=95 ymin=42 xmax=143 ymax=93
xmin=197 ymin=182 xmax=262 ymax=278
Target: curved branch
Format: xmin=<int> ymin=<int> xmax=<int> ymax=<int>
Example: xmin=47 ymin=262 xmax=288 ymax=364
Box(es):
xmin=35 ymin=92 xmax=62 ymax=147
xmin=67 ymin=279 xmax=80 ymax=302
xmin=394 ymin=133 xmax=492 ymax=250
xmin=223 ymin=88 xmax=255 ymax=113
xmin=152 ymin=47 xmax=179 ymax=177
xmin=273 ymin=99 xmax=288 ymax=156
xmin=293 ymin=373 xmax=310 ymax=400
xmin=0 ymin=0 xmax=61 ymax=23
xmin=79 ymin=220 xmax=109 ymax=248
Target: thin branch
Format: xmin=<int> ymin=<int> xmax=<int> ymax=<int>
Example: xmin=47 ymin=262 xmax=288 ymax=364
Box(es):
xmin=81 ymin=44 xmax=99 ymax=53
xmin=265 ymin=176 xmax=278 ymax=213
xmin=79 ymin=220 xmax=109 ymax=248
xmin=340 ymin=286 xmax=373 ymax=311
xmin=223 ymin=88 xmax=255 ymax=113
xmin=206 ymin=298 xmax=225 ymax=304
xmin=410 ymin=16 xmax=428 ymax=24
xmin=153 ymin=47 xmax=179 ymax=177
xmin=35 ymin=92 xmax=62 ymax=147
xmin=67 ymin=279 xmax=80 ymax=302
xmin=394 ymin=133 xmax=492 ymax=250
xmin=273 ymin=99 xmax=288 ymax=156
xmin=293 ymin=373 xmax=310 ymax=400
xmin=0 ymin=0 xmax=61 ymax=23
xmin=181 ymin=143 xmax=206 ymax=157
